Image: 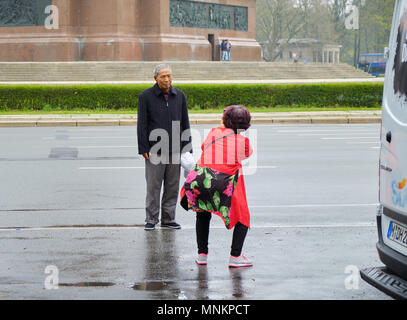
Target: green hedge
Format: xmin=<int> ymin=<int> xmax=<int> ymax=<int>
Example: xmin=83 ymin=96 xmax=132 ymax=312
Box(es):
xmin=0 ymin=83 xmax=383 ymax=111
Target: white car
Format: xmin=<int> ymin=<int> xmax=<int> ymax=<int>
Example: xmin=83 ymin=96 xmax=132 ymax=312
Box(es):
xmin=360 ymin=0 xmax=407 ymax=300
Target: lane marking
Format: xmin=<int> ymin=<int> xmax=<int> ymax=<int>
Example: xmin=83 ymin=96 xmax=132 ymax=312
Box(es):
xmin=347 ymin=142 xmax=380 ymax=144
xmin=0 ymin=222 xmax=376 ymax=232
xmin=251 ymin=166 xmax=278 ymax=169
xmin=0 ymin=203 xmax=375 ymax=213
xmin=253 ymin=124 xmax=380 ymax=128
xmin=251 ymin=203 xmax=377 ymax=208
xmin=251 ymin=222 xmax=376 ymax=228
xmin=78 ymin=165 xmax=279 ymax=170
xmin=69 ymin=128 xmax=136 ymax=132
xmin=79 ymin=167 xmax=144 ymax=169
xmin=321 ymin=137 xmax=379 ymax=140
xmin=278 ymin=129 xmax=379 ymax=133
xmin=43 ymin=136 xmax=136 ymax=140
xmin=299 ymin=133 xmax=378 ymax=136
xmin=75 ymin=146 xmax=136 ymax=148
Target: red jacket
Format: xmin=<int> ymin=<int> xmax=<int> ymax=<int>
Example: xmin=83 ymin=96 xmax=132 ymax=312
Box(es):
xmin=180 ymin=127 xmax=253 ymax=229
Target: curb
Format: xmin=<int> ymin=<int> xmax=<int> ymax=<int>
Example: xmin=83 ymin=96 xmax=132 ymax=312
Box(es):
xmin=0 ymin=117 xmax=381 ymax=127
xmin=0 ymin=111 xmax=382 ymax=127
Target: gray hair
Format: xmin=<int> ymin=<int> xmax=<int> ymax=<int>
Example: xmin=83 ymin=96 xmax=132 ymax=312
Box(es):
xmin=153 ymin=63 xmax=172 ymax=77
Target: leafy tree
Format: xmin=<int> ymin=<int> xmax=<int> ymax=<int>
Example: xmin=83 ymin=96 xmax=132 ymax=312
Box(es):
xmin=256 ymin=0 xmax=306 ymax=61
xmin=256 ymin=0 xmax=396 ymax=65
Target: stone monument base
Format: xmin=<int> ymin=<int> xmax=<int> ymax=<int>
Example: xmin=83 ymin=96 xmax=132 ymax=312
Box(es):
xmin=0 ymin=0 xmax=261 ymax=62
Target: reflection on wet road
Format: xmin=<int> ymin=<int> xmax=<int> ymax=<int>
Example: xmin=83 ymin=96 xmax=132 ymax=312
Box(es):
xmin=0 ymin=124 xmax=392 ymax=299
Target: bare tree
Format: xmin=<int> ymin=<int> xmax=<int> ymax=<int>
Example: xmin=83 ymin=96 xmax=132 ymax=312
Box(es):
xmin=256 ymin=0 xmax=306 ymax=61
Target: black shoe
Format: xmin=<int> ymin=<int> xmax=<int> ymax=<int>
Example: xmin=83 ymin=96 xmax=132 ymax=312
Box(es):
xmin=160 ymin=222 xmax=181 ymax=229
xmin=144 ymin=223 xmax=156 ymax=230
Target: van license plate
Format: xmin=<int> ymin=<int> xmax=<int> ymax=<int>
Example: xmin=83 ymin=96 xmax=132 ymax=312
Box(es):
xmin=387 ymin=221 xmax=407 ymax=248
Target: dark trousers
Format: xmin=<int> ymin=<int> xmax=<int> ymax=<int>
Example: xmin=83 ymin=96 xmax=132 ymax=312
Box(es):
xmin=196 ymin=211 xmax=248 ymax=257
xmin=144 ymin=154 xmax=181 ymax=225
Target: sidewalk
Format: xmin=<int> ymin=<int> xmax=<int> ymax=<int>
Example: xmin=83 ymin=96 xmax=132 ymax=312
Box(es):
xmin=0 ymin=110 xmax=381 ymax=127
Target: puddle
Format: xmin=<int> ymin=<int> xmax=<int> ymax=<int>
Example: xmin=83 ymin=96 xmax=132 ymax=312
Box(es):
xmin=48 ymin=147 xmax=78 ymax=159
xmin=132 ymin=281 xmax=175 ymax=291
xmin=132 ymin=281 xmax=188 ymax=299
xmin=58 ymin=282 xmax=115 ymax=287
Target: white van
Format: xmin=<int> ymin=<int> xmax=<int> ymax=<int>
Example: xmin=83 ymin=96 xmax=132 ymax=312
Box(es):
xmin=360 ymin=0 xmax=407 ymax=300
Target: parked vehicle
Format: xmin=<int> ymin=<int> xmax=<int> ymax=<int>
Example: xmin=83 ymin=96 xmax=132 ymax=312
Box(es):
xmin=358 ymin=53 xmax=386 ymax=73
xmin=367 ymin=62 xmax=386 ymax=77
xmin=360 ymin=0 xmax=407 ymax=300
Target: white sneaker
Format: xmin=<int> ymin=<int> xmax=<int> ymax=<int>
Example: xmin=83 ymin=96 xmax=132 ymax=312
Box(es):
xmin=195 ymin=253 xmax=208 ymax=265
xmin=228 ymin=254 xmax=253 ymax=268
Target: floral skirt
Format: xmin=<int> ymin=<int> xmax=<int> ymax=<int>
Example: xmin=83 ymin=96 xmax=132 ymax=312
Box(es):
xmin=183 ymin=164 xmax=239 ymax=229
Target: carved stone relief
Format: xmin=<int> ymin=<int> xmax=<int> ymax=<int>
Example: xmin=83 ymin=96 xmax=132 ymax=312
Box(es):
xmin=170 ymin=0 xmax=248 ymax=31
xmin=0 ymin=0 xmax=52 ymax=27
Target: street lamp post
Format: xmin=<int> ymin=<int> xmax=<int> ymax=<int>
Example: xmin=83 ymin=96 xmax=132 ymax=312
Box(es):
xmin=345 ymin=1 xmax=365 ymax=68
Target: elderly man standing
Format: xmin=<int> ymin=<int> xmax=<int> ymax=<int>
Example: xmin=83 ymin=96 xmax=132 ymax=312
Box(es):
xmin=137 ymin=64 xmax=192 ymax=230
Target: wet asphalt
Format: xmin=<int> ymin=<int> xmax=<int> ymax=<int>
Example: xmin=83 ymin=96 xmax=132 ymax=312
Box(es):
xmin=0 ymin=124 xmax=392 ymax=300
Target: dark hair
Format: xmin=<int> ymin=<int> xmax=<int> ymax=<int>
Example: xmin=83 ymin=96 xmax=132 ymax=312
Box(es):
xmin=222 ymin=105 xmax=251 ymax=133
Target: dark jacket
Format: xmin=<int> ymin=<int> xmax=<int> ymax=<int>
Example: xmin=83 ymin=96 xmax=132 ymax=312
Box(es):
xmin=137 ymin=83 xmax=192 ymax=155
